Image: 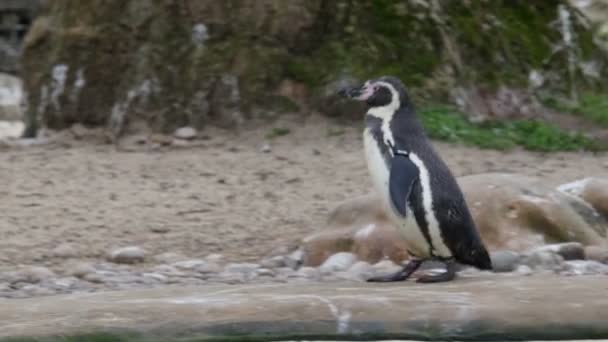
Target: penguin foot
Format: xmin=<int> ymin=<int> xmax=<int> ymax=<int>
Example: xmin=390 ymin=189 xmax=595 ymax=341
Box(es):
xmin=416 ymin=259 xmax=456 ymax=283
xmin=367 ymin=259 xmax=422 ymax=282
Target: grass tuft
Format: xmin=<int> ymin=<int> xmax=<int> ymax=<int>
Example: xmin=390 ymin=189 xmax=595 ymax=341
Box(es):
xmin=419 ymin=106 xmax=602 ymax=152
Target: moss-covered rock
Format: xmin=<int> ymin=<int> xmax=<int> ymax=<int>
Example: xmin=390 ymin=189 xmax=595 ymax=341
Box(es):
xmin=20 ymin=0 xmax=607 ymax=136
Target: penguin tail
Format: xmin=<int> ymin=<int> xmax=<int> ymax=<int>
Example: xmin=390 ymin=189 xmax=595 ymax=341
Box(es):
xmin=461 ymin=244 xmax=493 ymax=271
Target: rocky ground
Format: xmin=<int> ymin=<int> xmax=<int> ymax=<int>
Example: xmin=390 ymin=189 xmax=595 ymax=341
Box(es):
xmin=1 ymin=114 xmax=608 ymax=298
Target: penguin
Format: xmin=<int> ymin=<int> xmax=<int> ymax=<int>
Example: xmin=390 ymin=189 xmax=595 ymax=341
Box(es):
xmin=338 ymin=76 xmax=492 ymax=283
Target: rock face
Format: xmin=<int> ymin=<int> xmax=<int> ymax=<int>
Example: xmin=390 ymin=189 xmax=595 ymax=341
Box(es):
xmin=1 ymin=275 xmax=607 ymax=341
xmin=303 ymin=173 xmax=608 ymax=266
xmin=20 ymin=1 xmax=606 ymax=136
xmin=0 ymin=73 xmax=23 ymax=120
xmin=462 ymin=173 xmax=608 ymax=251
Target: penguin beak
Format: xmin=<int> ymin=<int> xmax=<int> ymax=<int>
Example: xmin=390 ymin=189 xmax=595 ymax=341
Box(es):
xmin=338 ymin=83 xmax=374 ymax=101
xmin=338 ymin=85 xmax=364 ymax=99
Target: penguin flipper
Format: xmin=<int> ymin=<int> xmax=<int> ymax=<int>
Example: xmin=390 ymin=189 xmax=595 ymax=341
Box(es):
xmin=389 ymin=153 xmax=420 ymax=217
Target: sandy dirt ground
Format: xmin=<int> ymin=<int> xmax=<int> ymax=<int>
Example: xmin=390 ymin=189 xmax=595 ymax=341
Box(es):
xmin=2 ymin=114 xmax=608 ymax=270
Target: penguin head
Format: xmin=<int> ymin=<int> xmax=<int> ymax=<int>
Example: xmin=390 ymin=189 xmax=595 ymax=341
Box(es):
xmin=338 ymin=76 xmax=411 ymax=109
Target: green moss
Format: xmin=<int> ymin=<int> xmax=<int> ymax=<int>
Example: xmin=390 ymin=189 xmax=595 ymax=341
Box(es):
xmin=420 ymin=105 xmax=603 ymax=152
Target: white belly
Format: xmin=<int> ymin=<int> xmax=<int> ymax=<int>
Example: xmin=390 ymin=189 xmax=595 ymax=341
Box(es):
xmin=363 ymin=130 xmax=433 ymax=257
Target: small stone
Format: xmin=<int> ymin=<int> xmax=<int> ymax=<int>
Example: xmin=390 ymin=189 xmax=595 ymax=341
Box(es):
xmin=533 ymin=243 xmax=585 ymax=261
xmin=344 ymin=261 xmax=374 ymax=281
xmin=319 ymin=252 xmax=357 ymax=274
xmin=520 ymin=250 xmax=564 ymax=271
xmin=562 ymin=260 xmax=608 ymax=276
xmin=149 ymin=225 xmax=170 ymax=234
xmin=294 ymin=267 xmax=320 ymax=280
xmin=173 ymin=126 xmax=197 ymax=140
xmin=82 ymin=273 xmax=105 ymax=284
xmin=260 ymin=255 xmax=286 ymax=269
xmin=490 ymin=250 xmax=521 ymax=273
xmin=256 ymin=268 xmax=275 ymax=277
xmin=515 ymin=264 xmax=533 ymax=276
xmin=51 ymin=243 xmax=78 ymax=258
xmin=172 ymin=259 xmax=207 ymax=270
xmin=149 ymin=134 xmax=173 ymax=146
xmin=51 ymin=277 xmax=79 ymax=289
xmin=205 ymin=254 xmax=225 ymax=264
xmin=152 ymin=252 xmax=186 ymax=264
xmin=285 ymin=249 xmax=304 ymax=270
xmin=142 ymin=273 xmax=168 ymax=283
xmin=216 ymin=271 xmax=247 ymax=284
xmin=70 ymin=123 xmax=88 ymax=139
xmin=14 ymin=266 xmax=56 ymax=284
xmin=225 ymin=263 xmax=260 ymax=274
xmin=585 ymin=246 xmax=608 ymax=264
xmin=107 ymin=246 xmax=146 ymax=264
xmin=152 ymin=265 xmax=186 ymax=277
xmin=21 ymin=284 xmax=57 ymax=297
xmin=260 ymin=143 xmax=271 ymax=153
xmin=66 ymin=262 xmax=96 ymax=278
xmin=172 ymin=259 xmax=221 ymax=273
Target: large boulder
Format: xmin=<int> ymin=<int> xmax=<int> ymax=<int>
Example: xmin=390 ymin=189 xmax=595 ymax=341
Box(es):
xmin=303 ymin=173 xmax=608 ymax=266
xmin=20 ymin=1 xmax=607 ymax=136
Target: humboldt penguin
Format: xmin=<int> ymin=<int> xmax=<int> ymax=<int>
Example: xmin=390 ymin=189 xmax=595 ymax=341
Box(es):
xmin=338 ymin=76 xmax=492 ymax=283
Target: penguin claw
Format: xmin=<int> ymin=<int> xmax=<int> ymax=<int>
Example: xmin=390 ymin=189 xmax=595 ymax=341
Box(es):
xmin=367 ymin=272 xmax=412 ymax=282
xmin=415 ymin=261 xmax=457 ymax=283
xmin=415 ymin=271 xmax=456 ymax=283
xmin=367 ymin=259 xmax=422 ymax=283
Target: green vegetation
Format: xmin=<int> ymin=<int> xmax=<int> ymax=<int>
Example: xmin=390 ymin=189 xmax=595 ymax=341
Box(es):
xmin=420 ymin=106 xmax=602 ymax=152
xmin=545 ymin=94 xmax=608 ymax=127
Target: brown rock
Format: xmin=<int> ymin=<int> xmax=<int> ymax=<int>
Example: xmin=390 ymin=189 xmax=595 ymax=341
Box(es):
xmin=585 ymin=246 xmax=608 ymax=264
xmin=302 ymin=194 xmax=409 ymax=266
xmin=559 ymin=178 xmax=608 ymax=221
xmin=461 ymin=173 xmax=608 ymax=251
xmin=303 ymin=174 xmax=608 ymax=267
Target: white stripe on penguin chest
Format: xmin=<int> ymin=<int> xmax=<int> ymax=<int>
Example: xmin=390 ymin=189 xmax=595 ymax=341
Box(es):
xmin=363 ymin=130 xmax=429 ymax=257
xmin=363 ymin=131 xmax=452 ymax=259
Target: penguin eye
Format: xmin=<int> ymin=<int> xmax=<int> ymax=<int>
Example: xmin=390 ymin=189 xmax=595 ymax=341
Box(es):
xmin=372 ymin=85 xmax=380 ymax=92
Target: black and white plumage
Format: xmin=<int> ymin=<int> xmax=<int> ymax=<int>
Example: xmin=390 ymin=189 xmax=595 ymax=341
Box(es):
xmin=338 ymin=76 xmax=492 ymax=283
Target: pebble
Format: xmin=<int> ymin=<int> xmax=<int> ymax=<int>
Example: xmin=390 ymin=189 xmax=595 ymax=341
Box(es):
xmin=520 ymin=250 xmax=564 ymax=271
xmin=260 ymin=143 xmax=271 ymax=153
xmin=562 ymin=260 xmax=608 ymax=276
xmin=142 ymin=273 xmax=168 ymax=283
xmin=343 ymin=261 xmax=374 ymax=281
xmin=14 ymin=266 xmax=56 ymax=284
xmin=205 ymin=254 xmax=225 ymax=264
xmin=260 ymin=255 xmax=286 ymax=269
xmin=319 ymin=252 xmax=357 ymax=274
xmin=256 ymin=268 xmax=275 ymax=277
xmin=515 ymin=265 xmax=533 ymax=276
xmin=490 ymin=250 xmax=521 ymax=273
xmin=108 ymin=246 xmax=146 ymax=264
xmin=152 ymin=252 xmax=187 ymax=264
xmin=294 ymin=267 xmax=320 ymax=280
xmin=66 ymin=262 xmax=96 ymax=278
xmin=173 ymin=126 xmax=197 ymax=140
xmin=584 ymin=246 xmax=608 ymax=264
xmin=285 ymin=249 xmax=304 ymax=270
xmin=533 ymin=243 xmax=585 ymax=261
xmin=172 ymin=259 xmax=207 ymax=270
xmin=51 ymin=244 xmax=78 ymax=258
xmin=82 ymin=272 xmax=105 ymax=284
xmin=224 ymin=263 xmax=260 ymax=274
